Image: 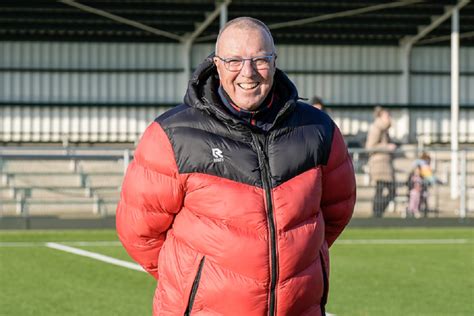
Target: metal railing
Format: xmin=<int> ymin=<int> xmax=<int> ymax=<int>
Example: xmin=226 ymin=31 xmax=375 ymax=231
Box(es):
xmin=349 ymin=146 xmax=473 ymax=219
xmin=0 ymin=146 xmax=133 ymax=218
xmin=0 ymin=146 xmax=472 ymax=219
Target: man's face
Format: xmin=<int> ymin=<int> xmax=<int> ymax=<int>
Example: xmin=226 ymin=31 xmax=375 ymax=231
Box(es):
xmin=214 ymin=27 xmax=276 ymax=111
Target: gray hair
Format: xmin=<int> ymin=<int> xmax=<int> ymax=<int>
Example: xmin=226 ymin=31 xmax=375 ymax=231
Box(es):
xmin=215 ymin=17 xmax=275 ymax=55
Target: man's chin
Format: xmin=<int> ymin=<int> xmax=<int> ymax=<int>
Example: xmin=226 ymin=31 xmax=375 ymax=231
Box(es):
xmin=235 ymin=100 xmax=262 ymax=111
xmin=233 ymin=95 xmax=265 ymax=110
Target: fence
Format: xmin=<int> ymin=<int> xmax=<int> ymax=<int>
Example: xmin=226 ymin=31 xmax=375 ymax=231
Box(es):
xmin=350 ymin=146 xmax=473 ymax=219
xmin=0 ymin=146 xmax=472 ymax=220
xmin=0 ymin=147 xmax=131 ymax=218
xmin=2 ymin=105 xmax=474 ymax=145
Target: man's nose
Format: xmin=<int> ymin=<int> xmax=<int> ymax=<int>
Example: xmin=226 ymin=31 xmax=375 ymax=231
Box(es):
xmin=240 ymin=59 xmax=256 ymax=77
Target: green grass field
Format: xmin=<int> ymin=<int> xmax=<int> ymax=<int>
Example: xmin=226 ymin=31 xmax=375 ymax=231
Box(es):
xmin=0 ymin=228 xmax=473 ymax=316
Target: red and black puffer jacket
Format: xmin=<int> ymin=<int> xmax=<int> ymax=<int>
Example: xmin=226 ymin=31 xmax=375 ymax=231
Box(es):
xmin=116 ymin=57 xmax=356 ymax=316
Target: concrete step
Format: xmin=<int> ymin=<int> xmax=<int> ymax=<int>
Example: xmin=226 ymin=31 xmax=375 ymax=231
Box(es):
xmin=80 ymin=160 xmax=124 ymax=173
xmin=356 ymin=186 xmax=410 ymax=198
xmin=393 ymin=158 xmax=416 ymax=171
xmin=0 ymin=160 xmax=74 ymax=173
xmin=0 ymin=199 xmax=94 ymax=216
xmin=1 ymin=186 xmax=122 ymax=199
xmin=29 ymin=188 xmax=90 ymax=199
xmin=23 ymin=188 xmax=91 ymax=199
xmin=351 ymin=197 xmax=471 ymax=218
xmin=0 ymin=187 xmax=15 ymax=199
xmin=0 ymin=197 xmax=119 ymax=217
xmin=101 ymin=201 xmax=119 ymax=216
xmin=354 ymin=171 xmax=437 ymax=185
xmin=355 ymin=173 xmax=371 ymax=185
xmin=87 ymin=174 xmax=124 ymax=187
xmin=353 ymin=201 xmax=372 ymax=217
xmin=5 ymin=174 xmax=83 ymax=187
xmin=94 ymin=187 xmax=121 ymax=199
xmin=430 ymin=151 xmax=474 ymax=160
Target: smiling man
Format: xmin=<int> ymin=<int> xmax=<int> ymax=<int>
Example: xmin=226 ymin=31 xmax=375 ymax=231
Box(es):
xmin=117 ymin=17 xmax=356 ymax=316
xmin=214 ymin=20 xmax=276 ymax=111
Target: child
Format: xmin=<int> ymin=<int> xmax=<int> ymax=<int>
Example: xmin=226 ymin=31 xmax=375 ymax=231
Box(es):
xmin=415 ymin=152 xmax=436 ymax=185
xmin=407 ymin=166 xmax=423 ymax=218
xmin=409 ymin=152 xmax=442 ymax=218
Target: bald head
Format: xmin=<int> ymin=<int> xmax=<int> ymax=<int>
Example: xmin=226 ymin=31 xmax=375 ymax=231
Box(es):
xmin=215 ymin=17 xmax=275 ymax=56
xmin=212 ymin=17 xmax=277 ymax=111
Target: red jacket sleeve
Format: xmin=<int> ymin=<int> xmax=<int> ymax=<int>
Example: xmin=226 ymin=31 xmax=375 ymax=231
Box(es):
xmin=321 ymin=126 xmax=356 ymax=247
xmin=116 ymin=122 xmax=184 ymax=279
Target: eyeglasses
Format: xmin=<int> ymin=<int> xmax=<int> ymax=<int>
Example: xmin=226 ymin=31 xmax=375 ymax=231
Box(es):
xmin=215 ymin=54 xmax=276 ymax=72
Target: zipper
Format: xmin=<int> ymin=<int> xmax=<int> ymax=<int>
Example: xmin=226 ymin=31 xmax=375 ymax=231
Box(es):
xmin=251 ymin=132 xmax=278 ymax=316
xmin=184 ymin=256 xmax=206 ymax=316
xmin=320 ymin=251 xmax=329 ymax=316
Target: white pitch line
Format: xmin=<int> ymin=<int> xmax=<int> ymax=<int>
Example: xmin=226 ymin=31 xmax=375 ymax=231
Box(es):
xmin=16 ymin=241 xmax=339 ymax=313
xmin=336 ymin=239 xmax=470 ymax=245
xmin=46 ymin=242 xmax=145 ymax=272
xmin=0 ymin=241 xmax=121 ymax=247
xmin=62 ymin=241 xmax=122 ymax=246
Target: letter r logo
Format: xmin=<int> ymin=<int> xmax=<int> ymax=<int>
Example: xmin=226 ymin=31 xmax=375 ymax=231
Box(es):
xmin=212 ymin=148 xmax=223 ymax=159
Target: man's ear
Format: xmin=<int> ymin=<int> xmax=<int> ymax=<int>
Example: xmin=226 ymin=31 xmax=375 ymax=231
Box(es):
xmin=214 ymin=60 xmax=222 ymax=77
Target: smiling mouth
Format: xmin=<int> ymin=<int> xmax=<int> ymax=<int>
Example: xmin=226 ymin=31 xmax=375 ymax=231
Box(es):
xmin=237 ymin=82 xmax=260 ymax=90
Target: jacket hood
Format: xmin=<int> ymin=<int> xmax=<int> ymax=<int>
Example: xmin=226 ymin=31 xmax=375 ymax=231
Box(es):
xmin=183 ymin=55 xmax=300 ymax=129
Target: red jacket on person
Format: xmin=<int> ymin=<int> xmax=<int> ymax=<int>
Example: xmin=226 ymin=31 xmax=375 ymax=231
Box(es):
xmin=116 ymin=57 xmax=356 ymax=316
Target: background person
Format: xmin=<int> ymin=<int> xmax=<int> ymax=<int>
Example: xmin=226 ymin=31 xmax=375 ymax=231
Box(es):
xmin=117 ymin=17 xmax=356 ymax=316
xmin=412 ymin=152 xmax=442 ymax=216
xmin=366 ymin=106 xmax=397 ymax=218
xmin=407 ymin=165 xmax=423 ymax=218
xmin=311 ymin=95 xmax=325 ymax=111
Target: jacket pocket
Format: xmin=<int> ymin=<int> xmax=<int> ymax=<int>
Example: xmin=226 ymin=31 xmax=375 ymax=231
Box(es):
xmin=184 ymin=256 xmax=206 ymax=316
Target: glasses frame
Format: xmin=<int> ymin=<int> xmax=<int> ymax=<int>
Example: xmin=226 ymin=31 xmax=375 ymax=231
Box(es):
xmin=215 ymin=54 xmax=277 ymax=72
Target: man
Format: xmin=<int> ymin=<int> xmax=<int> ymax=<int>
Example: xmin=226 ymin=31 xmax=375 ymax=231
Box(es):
xmin=117 ymin=17 xmax=356 ymax=316
xmin=366 ymin=106 xmax=397 ymax=218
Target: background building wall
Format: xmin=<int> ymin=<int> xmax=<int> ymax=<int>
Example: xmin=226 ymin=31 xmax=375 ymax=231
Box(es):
xmin=1 ymin=42 xmax=473 ymax=144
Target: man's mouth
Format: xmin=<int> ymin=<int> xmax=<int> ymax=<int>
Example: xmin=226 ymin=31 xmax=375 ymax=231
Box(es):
xmin=237 ymin=82 xmax=259 ymax=90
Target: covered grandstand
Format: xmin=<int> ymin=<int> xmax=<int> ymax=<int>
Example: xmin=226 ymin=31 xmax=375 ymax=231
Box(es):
xmin=1 ymin=0 xmax=473 ymax=144
xmin=0 ymin=0 xmax=473 ymax=222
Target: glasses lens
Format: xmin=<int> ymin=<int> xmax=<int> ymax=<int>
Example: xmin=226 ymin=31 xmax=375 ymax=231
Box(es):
xmin=221 ymin=55 xmax=273 ymax=71
xmin=253 ymin=57 xmax=271 ymax=70
xmin=226 ymin=58 xmax=243 ymax=71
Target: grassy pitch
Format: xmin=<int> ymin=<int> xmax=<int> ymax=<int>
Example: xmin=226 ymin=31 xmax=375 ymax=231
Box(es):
xmin=0 ymin=228 xmax=473 ymax=315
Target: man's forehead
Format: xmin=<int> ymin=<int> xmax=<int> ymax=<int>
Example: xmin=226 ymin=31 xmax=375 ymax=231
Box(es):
xmin=221 ymin=25 xmax=268 ymax=40
xmin=217 ymin=26 xmax=272 ymax=53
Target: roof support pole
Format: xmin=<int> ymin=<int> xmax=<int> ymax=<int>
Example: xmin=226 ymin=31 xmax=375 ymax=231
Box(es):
xmin=181 ymin=0 xmax=231 ymax=90
xmin=182 ymin=39 xmax=192 ymax=94
xmin=450 ymin=7 xmax=460 ymax=200
xmin=400 ymin=43 xmax=412 ymax=105
xmin=58 ymin=0 xmax=182 ymax=41
xmin=397 ymin=0 xmax=469 ymax=194
xmin=400 ymin=0 xmax=470 ymax=47
xmin=268 ymin=0 xmax=424 ymax=30
xmin=197 ymin=0 xmax=423 ymax=42
xmin=220 ymin=1 xmax=228 ymax=30
xmin=418 ymin=31 xmax=474 ymax=45
xmin=400 ymin=43 xmax=412 ymax=143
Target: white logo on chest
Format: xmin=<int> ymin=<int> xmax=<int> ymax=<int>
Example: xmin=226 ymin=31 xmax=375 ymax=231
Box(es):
xmin=212 ymin=148 xmax=224 ymax=162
